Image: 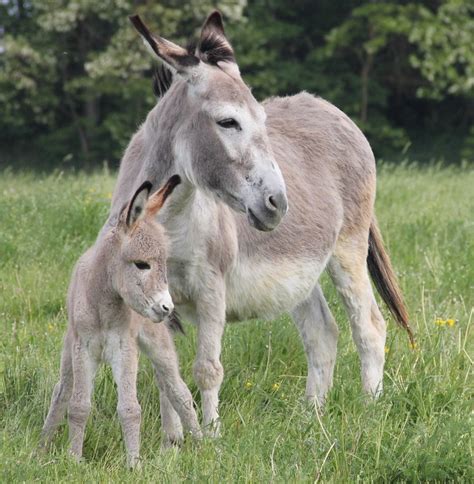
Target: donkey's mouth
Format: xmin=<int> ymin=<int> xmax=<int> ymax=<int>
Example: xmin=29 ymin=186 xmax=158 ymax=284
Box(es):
xmin=247 ymin=208 xmax=273 ymax=232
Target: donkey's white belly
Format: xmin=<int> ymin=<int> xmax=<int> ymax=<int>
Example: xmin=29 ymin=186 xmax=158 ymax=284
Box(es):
xmin=225 ymin=256 xmax=324 ymax=321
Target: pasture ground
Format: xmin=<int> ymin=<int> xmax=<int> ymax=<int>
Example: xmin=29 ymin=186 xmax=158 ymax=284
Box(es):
xmin=1 ymin=164 xmax=472 ymax=482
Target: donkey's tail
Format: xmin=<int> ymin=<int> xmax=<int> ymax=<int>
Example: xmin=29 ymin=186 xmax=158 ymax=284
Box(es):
xmin=367 ymin=218 xmax=415 ymax=345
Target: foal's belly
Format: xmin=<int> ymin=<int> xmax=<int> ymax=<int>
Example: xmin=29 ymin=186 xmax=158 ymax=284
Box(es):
xmin=225 ymin=256 xmax=325 ymax=321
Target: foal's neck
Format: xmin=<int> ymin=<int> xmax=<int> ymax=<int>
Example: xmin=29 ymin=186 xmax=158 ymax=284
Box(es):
xmin=88 ymin=230 xmax=127 ymax=320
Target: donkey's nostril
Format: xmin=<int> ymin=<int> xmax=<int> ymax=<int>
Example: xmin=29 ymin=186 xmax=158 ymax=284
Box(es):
xmin=161 ymin=304 xmax=170 ymax=313
xmin=266 ymin=195 xmax=277 ymax=211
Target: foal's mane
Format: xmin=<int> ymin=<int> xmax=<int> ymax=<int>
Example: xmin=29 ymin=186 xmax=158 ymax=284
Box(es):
xmin=152 ymin=29 xmax=235 ymax=99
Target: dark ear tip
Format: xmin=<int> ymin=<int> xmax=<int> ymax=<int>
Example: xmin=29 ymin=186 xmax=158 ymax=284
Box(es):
xmin=129 ymin=14 xmax=140 ymax=26
xmin=129 ymin=14 xmax=150 ymax=38
xmin=138 ymin=180 xmax=153 ymax=193
xmin=206 ymin=10 xmax=225 ymax=28
xmin=167 ymin=174 xmax=181 ymax=189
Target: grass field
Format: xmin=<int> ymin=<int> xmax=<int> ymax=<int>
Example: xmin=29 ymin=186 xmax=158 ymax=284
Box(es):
xmin=1 ymin=164 xmax=472 ymax=482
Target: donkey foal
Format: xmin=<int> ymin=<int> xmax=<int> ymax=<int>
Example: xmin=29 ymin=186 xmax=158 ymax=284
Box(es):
xmin=40 ymin=176 xmax=201 ymax=468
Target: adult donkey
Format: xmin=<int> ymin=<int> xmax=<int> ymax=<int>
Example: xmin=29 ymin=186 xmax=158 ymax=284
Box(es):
xmin=104 ymin=11 xmax=413 ymax=434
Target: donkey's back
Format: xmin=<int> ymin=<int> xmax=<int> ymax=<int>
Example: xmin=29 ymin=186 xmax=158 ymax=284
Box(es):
xmin=234 ymin=91 xmax=375 ymax=262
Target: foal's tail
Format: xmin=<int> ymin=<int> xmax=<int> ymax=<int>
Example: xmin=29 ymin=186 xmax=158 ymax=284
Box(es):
xmin=367 ymin=218 xmax=415 ymax=345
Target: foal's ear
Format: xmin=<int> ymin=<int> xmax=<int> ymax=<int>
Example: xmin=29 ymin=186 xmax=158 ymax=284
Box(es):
xmin=198 ymin=10 xmax=236 ymax=67
xmin=145 ymin=175 xmax=181 ymax=218
xmin=124 ymin=181 xmax=152 ymax=228
xmin=129 ymin=15 xmax=200 ymax=77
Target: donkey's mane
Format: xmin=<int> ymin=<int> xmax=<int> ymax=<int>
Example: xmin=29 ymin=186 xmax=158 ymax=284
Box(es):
xmin=152 ymin=30 xmax=235 ymax=98
xmin=152 ymin=64 xmax=173 ymax=98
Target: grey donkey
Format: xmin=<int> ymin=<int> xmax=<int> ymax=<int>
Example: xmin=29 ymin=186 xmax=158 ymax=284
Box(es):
xmin=40 ymin=175 xmax=202 ymax=467
xmin=105 ymin=12 xmax=414 ymax=435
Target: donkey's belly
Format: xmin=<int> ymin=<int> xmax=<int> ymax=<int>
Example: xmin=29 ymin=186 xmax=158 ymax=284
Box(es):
xmin=225 ymin=256 xmax=325 ymax=321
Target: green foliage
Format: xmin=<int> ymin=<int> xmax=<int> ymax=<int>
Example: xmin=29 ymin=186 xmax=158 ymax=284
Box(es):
xmin=0 ymin=165 xmax=472 ymax=480
xmin=0 ymin=0 xmax=473 ymax=165
xmin=0 ymin=0 xmax=245 ymax=164
xmin=409 ymin=0 xmax=474 ymax=99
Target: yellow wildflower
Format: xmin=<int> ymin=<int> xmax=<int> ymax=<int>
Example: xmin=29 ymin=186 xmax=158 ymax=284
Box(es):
xmin=446 ymin=319 xmax=456 ymax=327
xmin=47 ymin=323 xmax=54 ymax=332
xmin=271 ymin=382 xmax=281 ymax=391
xmin=409 ymin=341 xmax=418 ymax=350
xmin=106 ymin=192 xmax=113 ymax=199
xmin=435 ymin=318 xmax=446 ymax=326
xmin=384 ymin=346 xmax=390 ymax=354
xmin=244 ymin=381 xmax=253 ymax=389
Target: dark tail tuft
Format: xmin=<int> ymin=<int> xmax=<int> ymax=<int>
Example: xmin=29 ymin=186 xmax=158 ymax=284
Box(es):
xmin=166 ymin=310 xmax=185 ymax=335
xmin=368 ymin=218 xmax=415 ymax=345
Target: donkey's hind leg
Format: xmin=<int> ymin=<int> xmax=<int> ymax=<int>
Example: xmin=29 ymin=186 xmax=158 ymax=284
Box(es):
xmin=40 ymin=331 xmax=74 ymax=449
xmin=291 ymin=284 xmax=338 ymax=407
xmin=328 ymin=235 xmax=386 ymax=397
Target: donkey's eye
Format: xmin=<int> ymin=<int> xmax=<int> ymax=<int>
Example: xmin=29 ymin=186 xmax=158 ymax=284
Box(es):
xmin=134 ymin=261 xmax=150 ymax=270
xmin=217 ymin=118 xmax=241 ymax=130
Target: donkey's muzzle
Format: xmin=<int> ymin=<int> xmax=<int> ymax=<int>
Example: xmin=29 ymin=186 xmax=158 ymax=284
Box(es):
xmin=247 ymin=190 xmax=288 ymax=232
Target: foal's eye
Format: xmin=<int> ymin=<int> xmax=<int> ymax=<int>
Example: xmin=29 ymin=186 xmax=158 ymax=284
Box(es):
xmin=134 ymin=261 xmax=150 ymax=270
xmin=217 ymin=118 xmax=241 ymax=130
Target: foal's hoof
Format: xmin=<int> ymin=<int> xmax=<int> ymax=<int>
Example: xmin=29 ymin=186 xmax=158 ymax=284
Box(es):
xmin=127 ymin=455 xmax=142 ymax=470
xmin=36 ymin=441 xmax=49 ymax=456
xmin=203 ymin=420 xmax=221 ymax=439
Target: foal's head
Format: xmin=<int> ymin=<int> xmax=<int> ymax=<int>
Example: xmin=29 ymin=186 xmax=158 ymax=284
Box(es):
xmin=130 ymin=12 xmax=288 ymax=232
xmin=115 ymin=175 xmax=180 ymax=323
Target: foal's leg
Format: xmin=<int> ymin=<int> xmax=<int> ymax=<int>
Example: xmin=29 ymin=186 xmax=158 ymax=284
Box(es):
xmin=40 ymin=331 xmax=74 ymax=448
xmin=329 ymin=236 xmax=386 ymax=396
xmin=68 ymin=338 xmax=99 ymax=460
xmin=138 ymin=323 xmax=202 ymax=440
xmin=138 ymin=323 xmax=184 ymax=446
xmin=108 ymin=333 xmax=141 ymax=469
xmin=155 ymin=380 xmax=184 ymax=447
xmin=291 ymin=284 xmax=339 ymax=407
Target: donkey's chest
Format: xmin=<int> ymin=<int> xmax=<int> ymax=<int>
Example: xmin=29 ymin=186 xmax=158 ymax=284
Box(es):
xmin=225 ymin=256 xmax=324 ymax=321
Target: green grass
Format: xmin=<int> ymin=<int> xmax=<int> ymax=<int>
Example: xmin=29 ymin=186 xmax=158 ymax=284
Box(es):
xmin=1 ymin=164 xmax=473 ymax=482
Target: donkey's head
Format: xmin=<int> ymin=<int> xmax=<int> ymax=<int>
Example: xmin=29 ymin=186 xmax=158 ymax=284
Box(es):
xmin=130 ymin=12 xmax=288 ymax=232
xmin=115 ymin=175 xmax=180 ymax=323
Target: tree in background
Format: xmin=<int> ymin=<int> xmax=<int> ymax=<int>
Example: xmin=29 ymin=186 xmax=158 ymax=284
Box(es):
xmin=233 ymin=0 xmax=474 ymax=160
xmin=0 ymin=0 xmax=472 ymax=167
xmin=0 ymin=0 xmax=245 ymax=167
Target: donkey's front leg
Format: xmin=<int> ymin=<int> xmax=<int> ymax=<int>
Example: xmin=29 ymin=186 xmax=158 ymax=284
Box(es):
xmin=193 ymin=283 xmax=226 ymax=436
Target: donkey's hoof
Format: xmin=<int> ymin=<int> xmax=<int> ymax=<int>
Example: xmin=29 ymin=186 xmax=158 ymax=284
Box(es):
xmin=68 ymin=449 xmax=84 ymax=463
xmin=161 ymin=435 xmax=183 ymax=449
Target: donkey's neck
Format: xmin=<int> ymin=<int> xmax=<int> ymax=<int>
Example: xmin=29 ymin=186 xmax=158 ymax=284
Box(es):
xmin=142 ymin=82 xmax=191 ymax=190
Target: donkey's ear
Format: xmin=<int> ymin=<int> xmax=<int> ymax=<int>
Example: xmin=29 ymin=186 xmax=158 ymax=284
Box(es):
xmin=124 ymin=181 xmax=153 ymax=228
xmin=198 ymin=10 xmax=236 ymax=65
xmin=129 ymin=15 xmax=200 ymax=76
xmin=145 ymin=174 xmax=181 ymax=218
